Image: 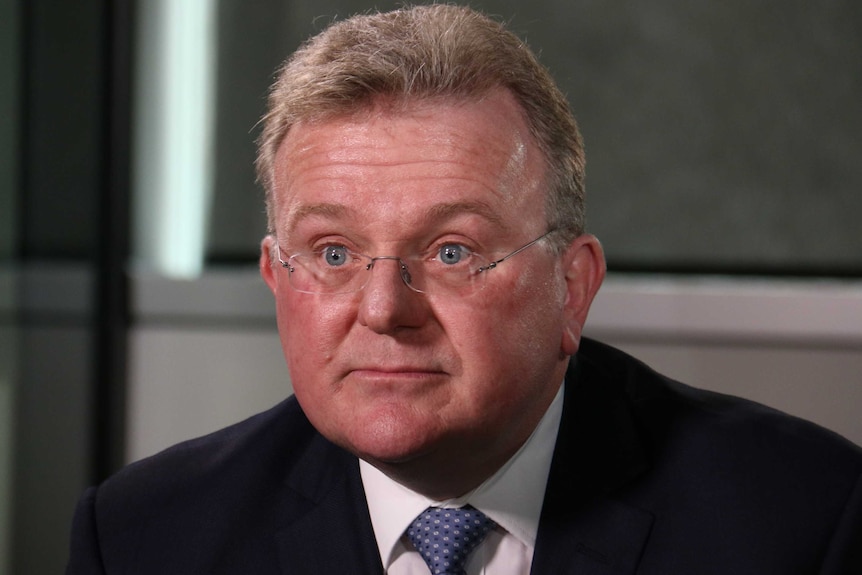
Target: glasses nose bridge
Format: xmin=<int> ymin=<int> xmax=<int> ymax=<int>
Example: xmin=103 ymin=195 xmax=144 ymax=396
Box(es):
xmin=365 ymin=255 xmax=421 ymax=292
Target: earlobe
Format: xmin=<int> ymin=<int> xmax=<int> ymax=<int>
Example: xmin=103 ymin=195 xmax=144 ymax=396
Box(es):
xmin=559 ymin=234 xmax=606 ymax=356
xmin=560 ymin=321 xmax=582 ymax=358
xmin=260 ymin=235 xmax=278 ymax=294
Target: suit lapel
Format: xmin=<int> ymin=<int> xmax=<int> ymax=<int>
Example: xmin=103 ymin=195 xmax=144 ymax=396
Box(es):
xmin=531 ymin=499 xmax=653 ymax=575
xmin=531 ymin=348 xmax=654 ymax=574
xmin=274 ymin=432 xmax=383 ymax=574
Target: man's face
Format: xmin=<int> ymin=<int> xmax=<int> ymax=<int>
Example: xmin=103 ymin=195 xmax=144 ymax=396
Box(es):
xmin=261 ymin=90 xmax=602 ymax=494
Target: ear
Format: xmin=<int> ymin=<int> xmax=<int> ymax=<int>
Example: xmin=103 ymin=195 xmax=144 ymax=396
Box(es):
xmin=260 ymin=235 xmax=278 ymax=294
xmin=559 ymin=233 xmax=606 ymax=357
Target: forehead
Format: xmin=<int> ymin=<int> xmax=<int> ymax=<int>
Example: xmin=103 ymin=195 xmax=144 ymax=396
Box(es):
xmin=271 ymin=91 xmax=548 ymax=235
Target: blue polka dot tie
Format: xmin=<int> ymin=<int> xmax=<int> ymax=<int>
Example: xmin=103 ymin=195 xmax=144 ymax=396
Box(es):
xmin=406 ymin=506 xmax=496 ymax=575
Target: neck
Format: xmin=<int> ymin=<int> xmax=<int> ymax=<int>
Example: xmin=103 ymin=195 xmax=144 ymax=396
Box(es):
xmin=370 ymin=444 xmax=515 ymax=501
xmin=367 ymin=396 xmax=556 ymax=500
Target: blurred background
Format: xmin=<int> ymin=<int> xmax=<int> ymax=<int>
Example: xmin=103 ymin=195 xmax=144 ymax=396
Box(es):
xmin=1 ymin=0 xmax=861 ymax=572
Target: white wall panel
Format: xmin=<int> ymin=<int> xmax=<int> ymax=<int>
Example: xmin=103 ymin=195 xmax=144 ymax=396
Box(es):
xmin=127 ymin=272 xmax=862 ymax=463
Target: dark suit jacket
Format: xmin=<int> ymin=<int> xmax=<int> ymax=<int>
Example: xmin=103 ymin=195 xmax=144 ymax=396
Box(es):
xmin=66 ymin=338 xmax=862 ymax=574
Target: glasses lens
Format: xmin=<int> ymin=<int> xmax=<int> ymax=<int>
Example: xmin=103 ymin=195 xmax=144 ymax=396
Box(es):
xmin=417 ymin=251 xmax=488 ymax=296
xmin=287 ymin=252 xmax=365 ymax=294
xmin=286 ymin=249 xmax=490 ymax=296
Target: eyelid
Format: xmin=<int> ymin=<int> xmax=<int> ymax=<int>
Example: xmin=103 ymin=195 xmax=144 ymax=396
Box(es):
xmin=428 ymin=231 xmax=482 ymax=250
xmin=311 ymin=243 xmax=349 ymax=252
xmin=308 ymin=237 xmax=359 ymax=254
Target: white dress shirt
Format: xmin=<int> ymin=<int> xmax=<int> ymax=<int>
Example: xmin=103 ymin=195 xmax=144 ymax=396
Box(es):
xmin=360 ymin=384 xmax=564 ymax=574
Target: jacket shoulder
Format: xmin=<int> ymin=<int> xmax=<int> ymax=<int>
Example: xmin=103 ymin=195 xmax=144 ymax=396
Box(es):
xmin=103 ymin=396 xmax=313 ymax=496
xmin=569 ymin=338 xmax=862 ymax=571
xmin=576 ymin=337 xmax=862 ymax=463
xmin=90 ymin=397 xmax=332 ymax=550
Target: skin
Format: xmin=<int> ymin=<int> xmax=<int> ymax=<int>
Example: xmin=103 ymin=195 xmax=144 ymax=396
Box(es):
xmin=260 ymin=89 xmax=605 ymax=499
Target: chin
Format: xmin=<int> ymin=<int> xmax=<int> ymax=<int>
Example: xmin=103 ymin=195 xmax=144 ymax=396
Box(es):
xmin=341 ymin=411 xmax=442 ymax=465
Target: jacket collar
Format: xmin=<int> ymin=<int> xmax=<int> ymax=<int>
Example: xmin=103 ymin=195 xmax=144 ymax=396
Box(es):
xmin=274 ymin=431 xmax=383 ymax=574
xmin=531 ymin=347 xmax=654 ymax=574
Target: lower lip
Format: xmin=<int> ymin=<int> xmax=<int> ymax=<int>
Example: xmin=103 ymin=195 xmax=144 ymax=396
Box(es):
xmin=347 ymin=369 xmax=446 ymax=388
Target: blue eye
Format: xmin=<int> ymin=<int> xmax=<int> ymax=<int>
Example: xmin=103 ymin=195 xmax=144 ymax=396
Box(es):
xmin=323 ymin=246 xmax=350 ymax=266
xmin=438 ymin=244 xmax=466 ymax=265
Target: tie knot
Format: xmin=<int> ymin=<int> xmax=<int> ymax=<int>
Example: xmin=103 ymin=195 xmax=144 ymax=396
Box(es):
xmin=406 ymin=506 xmax=496 ymax=575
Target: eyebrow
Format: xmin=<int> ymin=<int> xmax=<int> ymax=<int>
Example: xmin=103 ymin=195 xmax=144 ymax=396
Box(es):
xmin=424 ymin=201 xmax=505 ymax=228
xmin=283 ymin=202 xmax=353 ymax=235
xmin=282 ymin=199 xmax=505 ymax=236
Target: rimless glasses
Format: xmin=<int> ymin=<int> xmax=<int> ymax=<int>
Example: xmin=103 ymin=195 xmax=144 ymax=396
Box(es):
xmin=277 ymin=230 xmax=558 ymax=297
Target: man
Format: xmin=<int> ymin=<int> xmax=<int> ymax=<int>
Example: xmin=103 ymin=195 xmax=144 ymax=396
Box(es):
xmin=67 ymin=5 xmax=861 ymax=574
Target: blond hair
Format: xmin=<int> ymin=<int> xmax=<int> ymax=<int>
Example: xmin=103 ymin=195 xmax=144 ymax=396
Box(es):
xmin=256 ymin=4 xmax=586 ymax=248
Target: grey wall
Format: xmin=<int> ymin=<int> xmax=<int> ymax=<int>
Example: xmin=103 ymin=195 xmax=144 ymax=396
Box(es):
xmin=534 ymin=0 xmax=862 ymax=272
xmin=204 ymin=0 xmax=862 ymax=273
xmin=2 ymin=267 xmax=94 ymax=575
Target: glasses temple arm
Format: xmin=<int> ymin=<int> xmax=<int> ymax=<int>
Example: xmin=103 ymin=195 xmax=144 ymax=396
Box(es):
xmin=477 ymin=230 xmax=557 ymax=273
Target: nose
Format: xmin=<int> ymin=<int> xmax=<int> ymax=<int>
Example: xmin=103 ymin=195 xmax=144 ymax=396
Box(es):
xmin=367 ymin=256 xmax=421 ymax=292
xmin=357 ymin=257 xmax=428 ymax=333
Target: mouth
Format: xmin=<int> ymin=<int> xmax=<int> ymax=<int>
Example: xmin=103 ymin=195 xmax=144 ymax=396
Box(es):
xmin=349 ymin=366 xmax=446 ymax=376
xmin=345 ymin=366 xmax=449 ymax=389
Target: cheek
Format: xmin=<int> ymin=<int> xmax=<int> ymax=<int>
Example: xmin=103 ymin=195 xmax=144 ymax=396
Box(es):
xmin=446 ymin=273 xmax=564 ymax=377
xmin=277 ymin=294 xmax=355 ymax=374
xmin=496 ymin=270 xmax=564 ymax=348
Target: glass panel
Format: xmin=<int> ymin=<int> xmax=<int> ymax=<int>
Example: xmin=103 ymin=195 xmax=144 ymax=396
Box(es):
xmin=133 ymin=0 xmax=218 ymax=278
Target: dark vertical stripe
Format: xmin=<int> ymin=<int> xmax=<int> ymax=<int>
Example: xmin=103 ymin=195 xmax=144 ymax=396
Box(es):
xmin=93 ymin=0 xmax=134 ymax=482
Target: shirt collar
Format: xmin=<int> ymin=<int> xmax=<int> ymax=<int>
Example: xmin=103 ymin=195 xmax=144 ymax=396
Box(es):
xmin=360 ymin=383 xmax=565 ymax=568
